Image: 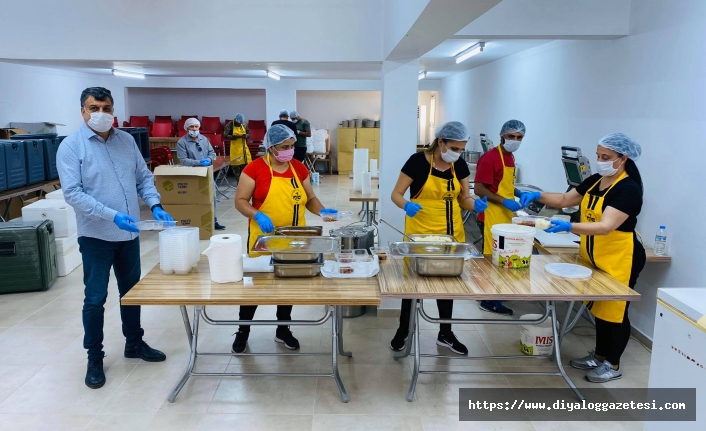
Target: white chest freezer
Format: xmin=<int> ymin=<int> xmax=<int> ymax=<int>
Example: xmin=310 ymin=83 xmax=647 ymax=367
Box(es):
xmin=644 ymin=288 xmax=706 ymax=431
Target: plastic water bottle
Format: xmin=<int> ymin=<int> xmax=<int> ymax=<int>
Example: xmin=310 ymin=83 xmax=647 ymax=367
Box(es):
xmin=654 ymin=226 xmax=667 ymax=256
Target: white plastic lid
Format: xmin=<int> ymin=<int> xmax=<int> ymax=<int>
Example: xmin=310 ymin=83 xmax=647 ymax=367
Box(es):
xmin=545 ymin=263 xmax=593 ymax=280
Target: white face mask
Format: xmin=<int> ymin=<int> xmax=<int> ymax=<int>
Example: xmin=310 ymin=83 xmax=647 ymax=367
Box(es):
xmin=188 ymin=130 xmax=199 ymax=138
xmin=596 ymin=159 xmax=621 ymax=177
xmin=87 ymin=112 xmax=114 ymax=133
xmin=440 ymin=143 xmax=461 ymax=163
xmin=502 ymin=139 xmax=521 ymax=153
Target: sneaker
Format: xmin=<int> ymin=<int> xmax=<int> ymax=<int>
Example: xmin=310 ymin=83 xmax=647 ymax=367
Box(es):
xmin=275 ymin=327 xmax=300 ymax=350
xmin=479 ymin=300 xmax=513 ymax=316
xmin=85 ymin=357 xmax=106 ymax=389
xmin=570 ymin=350 xmax=601 ymax=370
xmin=390 ymin=328 xmax=409 ymax=351
xmin=215 ymin=222 xmax=226 ymax=231
xmin=231 ymin=329 xmax=249 ymax=354
xmin=436 ymin=331 xmax=469 ymax=355
xmin=124 ymin=341 xmax=166 ymax=362
xmin=585 ymin=360 xmax=622 ymax=383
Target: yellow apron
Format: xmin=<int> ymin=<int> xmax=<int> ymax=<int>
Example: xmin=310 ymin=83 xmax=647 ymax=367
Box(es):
xmin=247 ymin=154 xmax=307 ymax=257
xmin=483 ymin=147 xmax=515 ymax=254
xmin=230 ymin=123 xmax=252 ymax=166
xmin=580 ymin=172 xmax=634 ymax=323
xmin=405 ymin=157 xmax=465 ymax=242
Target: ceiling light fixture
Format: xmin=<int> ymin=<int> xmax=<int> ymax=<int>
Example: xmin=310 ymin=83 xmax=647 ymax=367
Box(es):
xmin=455 ymin=42 xmax=485 ymax=64
xmin=418 ymin=71 xmax=427 ymax=80
xmin=112 ymin=69 xmax=145 ymax=79
xmin=266 ymin=71 xmax=281 ymax=80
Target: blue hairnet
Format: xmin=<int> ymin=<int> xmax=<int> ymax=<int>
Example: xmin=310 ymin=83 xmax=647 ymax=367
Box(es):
xmin=279 ymin=109 xmax=289 ymax=117
xmin=290 ymin=110 xmax=298 ymax=118
xmin=234 ymin=113 xmax=244 ymax=123
xmin=265 ymin=124 xmax=295 ymax=148
xmin=598 ymin=133 xmax=642 ymax=160
xmin=499 ymin=119 xmax=526 ymax=137
xmin=435 ymin=121 xmax=469 ymax=141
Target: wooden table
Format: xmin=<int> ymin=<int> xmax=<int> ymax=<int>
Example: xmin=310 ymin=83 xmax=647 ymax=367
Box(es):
xmin=378 ymin=254 xmax=639 ymax=402
xmin=535 ymin=242 xmax=671 ymax=263
xmin=121 ymin=257 xmax=380 ymax=403
xmin=349 ymin=189 xmax=379 ymax=226
xmin=149 ymin=137 xmax=180 ymax=149
xmin=0 ymin=179 xmax=61 ymax=221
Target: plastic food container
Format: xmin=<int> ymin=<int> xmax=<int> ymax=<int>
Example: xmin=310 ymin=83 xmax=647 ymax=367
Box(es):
xmin=320 ymin=209 xmax=353 ymax=222
xmin=134 ymin=220 xmax=177 ymax=231
xmin=369 ymin=246 xmax=389 ymax=261
xmin=336 ymin=249 xmax=371 ymax=263
xmin=512 ymin=216 xmax=552 ymax=231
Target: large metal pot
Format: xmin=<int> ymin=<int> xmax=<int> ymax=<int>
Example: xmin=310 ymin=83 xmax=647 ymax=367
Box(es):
xmin=462 ymin=150 xmax=481 ymax=163
xmin=329 ymin=222 xmax=376 ymax=251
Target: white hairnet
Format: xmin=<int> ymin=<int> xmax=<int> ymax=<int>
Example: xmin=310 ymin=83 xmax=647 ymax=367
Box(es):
xmin=499 ymin=119 xmax=525 ymax=137
xmin=435 ymin=121 xmax=469 ymax=141
xmin=598 ymin=133 xmax=642 ymax=160
xmin=290 ymin=110 xmax=298 ymax=118
xmin=184 ymin=118 xmax=200 ymax=130
xmin=265 ymin=124 xmax=295 ymax=148
xmin=279 ymin=109 xmax=289 ymax=117
xmin=234 ymin=113 xmax=245 ymax=123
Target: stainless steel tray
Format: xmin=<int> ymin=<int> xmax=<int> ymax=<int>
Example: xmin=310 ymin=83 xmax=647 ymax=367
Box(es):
xmin=389 ymin=241 xmax=477 ymax=257
xmin=272 ymin=256 xmax=324 ymax=278
xmin=252 ymin=236 xmax=340 ymax=253
xmin=272 ymin=252 xmax=322 ymax=263
xmin=274 ymin=226 xmax=323 ymax=236
xmin=412 ymin=256 xmax=465 ymax=277
xmin=407 ymin=234 xmax=456 ymax=243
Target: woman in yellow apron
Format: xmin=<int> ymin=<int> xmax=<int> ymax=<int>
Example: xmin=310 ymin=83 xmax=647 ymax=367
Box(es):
xmin=232 ymin=124 xmax=335 ymax=354
xmin=224 ymin=113 xmax=252 ymax=183
xmin=520 ymin=133 xmax=646 ymax=383
xmin=474 ymin=119 xmax=527 ymax=316
xmin=389 ymin=121 xmax=488 ymax=355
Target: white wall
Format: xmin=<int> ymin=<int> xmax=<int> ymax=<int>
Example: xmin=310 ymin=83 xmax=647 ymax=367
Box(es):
xmin=438 ymin=0 xmax=706 ymax=339
xmin=383 ymin=0 xmax=430 ymax=58
xmin=126 ymin=88 xmax=266 ymax=124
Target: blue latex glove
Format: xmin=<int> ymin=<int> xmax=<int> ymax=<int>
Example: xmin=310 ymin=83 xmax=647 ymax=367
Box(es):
xmin=520 ymin=191 xmax=541 ymax=208
xmin=152 ymin=207 xmax=174 ymax=223
xmin=474 ymin=196 xmax=488 ymax=213
xmin=546 ymin=220 xmax=573 ymax=233
xmin=404 ymin=201 xmax=423 ymax=217
xmin=503 ymin=198 xmax=522 ymax=212
xmin=114 ymin=212 xmax=140 ymax=233
xmin=254 ymin=212 xmax=274 ymax=233
xmin=200 ymin=158 xmax=212 ymax=166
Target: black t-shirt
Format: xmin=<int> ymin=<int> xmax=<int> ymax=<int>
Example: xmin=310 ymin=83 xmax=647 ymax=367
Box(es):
xmin=271 ymin=120 xmax=298 ymax=141
xmin=575 ymin=174 xmax=643 ymax=232
xmin=401 ymin=151 xmax=471 ymax=198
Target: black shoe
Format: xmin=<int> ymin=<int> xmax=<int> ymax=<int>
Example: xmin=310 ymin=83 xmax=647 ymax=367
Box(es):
xmin=479 ymin=300 xmax=513 ymax=316
xmin=232 ymin=329 xmax=249 ymax=354
xmin=85 ymin=357 xmax=106 ymax=389
xmin=436 ymin=331 xmax=468 ymax=355
xmin=215 ymin=222 xmax=226 ymax=230
xmin=390 ymin=328 xmax=409 ymax=351
xmin=275 ymin=327 xmax=300 ymax=350
xmin=124 ymin=341 xmax=166 ymax=362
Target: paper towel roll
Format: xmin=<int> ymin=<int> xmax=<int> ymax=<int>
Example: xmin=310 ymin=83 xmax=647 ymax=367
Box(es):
xmin=361 ymin=172 xmax=372 ymax=194
xmin=202 ymin=234 xmax=243 ymax=283
xmin=352 ymin=148 xmax=369 ymax=191
xmin=369 ymin=159 xmax=378 ymax=176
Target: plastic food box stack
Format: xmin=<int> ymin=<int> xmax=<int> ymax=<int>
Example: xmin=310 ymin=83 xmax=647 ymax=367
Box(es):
xmin=159 ymin=227 xmax=200 ymax=275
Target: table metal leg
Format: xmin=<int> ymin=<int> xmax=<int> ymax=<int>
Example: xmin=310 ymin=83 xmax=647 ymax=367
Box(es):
xmin=180 ymin=305 xmax=193 ymax=347
xmin=365 ymin=202 xmax=371 ymax=226
xmin=549 ymin=301 xmax=584 ymax=401
xmin=217 ymin=165 xmax=237 ymax=190
xmin=406 ymin=299 xmax=420 ymax=402
xmin=169 ymin=305 xmax=201 ymax=403
xmin=331 ymin=306 xmax=349 ymax=403
xmin=394 ymin=299 xmax=417 ymax=360
xmin=335 ymin=306 xmax=352 ymax=357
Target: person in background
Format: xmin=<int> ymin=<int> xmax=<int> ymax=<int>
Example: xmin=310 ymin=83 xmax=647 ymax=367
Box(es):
xmin=232 ymin=125 xmax=339 ymax=354
xmin=57 ymin=87 xmax=173 ymax=389
xmin=389 ymin=121 xmax=489 ymax=354
xmin=271 ymin=109 xmax=298 ymax=138
xmin=520 ymin=133 xmax=645 ymax=383
xmin=473 ymin=119 xmax=527 ymax=316
xmin=177 ymin=118 xmax=225 ymax=231
xmin=224 ymin=113 xmax=252 ymax=183
xmin=289 ymin=110 xmax=311 ymax=162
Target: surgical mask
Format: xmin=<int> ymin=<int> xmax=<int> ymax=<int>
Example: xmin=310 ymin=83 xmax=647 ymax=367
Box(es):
xmin=272 ymin=148 xmax=294 ymax=163
xmin=596 ymin=159 xmax=621 ymax=177
xmin=291 ymin=118 xmax=298 ymax=123
xmin=502 ymin=139 xmax=521 ymax=153
xmin=440 ymin=144 xmax=461 ymax=163
xmin=87 ymin=112 xmax=114 ymax=133
xmin=188 ymin=130 xmax=199 ymax=138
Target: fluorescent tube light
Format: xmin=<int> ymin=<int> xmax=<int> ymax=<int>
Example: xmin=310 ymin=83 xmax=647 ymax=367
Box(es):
xmin=112 ymin=69 xmax=145 ymax=79
xmin=455 ymin=42 xmax=485 ymax=64
xmin=418 ymin=71 xmax=427 ymax=80
xmin=266 ymin=71 xmax=281 ymax=80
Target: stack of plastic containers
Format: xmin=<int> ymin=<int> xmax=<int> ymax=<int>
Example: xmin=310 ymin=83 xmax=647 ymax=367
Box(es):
xmin=159 ymin=227 xmax=200 ymax=275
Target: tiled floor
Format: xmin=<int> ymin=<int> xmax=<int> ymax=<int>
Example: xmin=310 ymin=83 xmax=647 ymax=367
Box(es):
xmin=0 ymin=175 xmax=652 ymax=431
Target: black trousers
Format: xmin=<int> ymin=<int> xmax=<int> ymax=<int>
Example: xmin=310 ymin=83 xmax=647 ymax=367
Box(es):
xmin=399 ymin=299 xmax=454 ymax=334
xmin=594 ymin=303 xmax=631 ymax=365
xmin=238 ymin=305 xmax=293 ymax=332
xmin=293 ymin=146 xmax=307 ymax=162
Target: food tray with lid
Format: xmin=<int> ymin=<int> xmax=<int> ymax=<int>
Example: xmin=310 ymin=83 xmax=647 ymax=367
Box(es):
xmin=272 ymin=255 xmax=324 ymax=278
xmin=274 ymin=226 xmax=323 ymax=236
xmin=512 ymin=215 xmax=552 ymax=231
xmin=253 ymin=235 xmax=340 ymax=262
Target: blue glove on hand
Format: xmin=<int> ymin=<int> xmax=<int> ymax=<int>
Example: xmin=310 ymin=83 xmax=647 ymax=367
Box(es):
xmin=114 ymin=212 xmax=140 ymax=233
xmin=200 ymin=158 xmax=212 ymax=166
xmin=404 ymin=201 xmax=423 ymax=217
xmin=520 ymin=191 xmax=542 ymax=208
xmin=546 ymin=220 xmax=573 ymax=233
xmin=503 ymin=198 xmax=522 ymax=212
xmin=474 ymin=196 xmax=488 ymax=213
xmin=254 ymin=212 xmax=274 ymax=233
xmin=152 ymin=207 xmax=174 ymax=224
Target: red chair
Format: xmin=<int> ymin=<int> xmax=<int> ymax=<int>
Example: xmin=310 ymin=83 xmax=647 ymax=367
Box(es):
xmin=201 ymin=116 xmax=222 ymax=134
xmin=151 ymin=122 xmax=174 ymax=138
xmin=154 ymin=115 xmax=172 ymax=123
xmin=248 ymin=120 xmax=266 ymax=131
xmin=150 ymin=148 xmax=170 ymax=167
xmin=124 ymin=116 xmax=151 ymax=128
xmin=112 ymin=117 xmax=119 ymax=128
xmin=247 ymin=142 xmax=263 ymax=160
xmin=249 ymin=127 xmax=265 ymax=143
xmin=202 ymin=133 xmax=223 ymax=154
xmin=177 ymin=118 xmax=188 ymax=135
xmin=156 ymin=145 xmax=174 ymax=164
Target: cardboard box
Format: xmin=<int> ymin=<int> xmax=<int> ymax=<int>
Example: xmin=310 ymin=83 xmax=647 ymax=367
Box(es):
xmin=9 ymin=122 xmax=65 ymax=135
xmin=154 ymin=165 xmax=214 ymax=205
xmin=0 ymin=128 xmax=29 ymax=139
xmin=164 ymin=203 xmax=214 ymax=240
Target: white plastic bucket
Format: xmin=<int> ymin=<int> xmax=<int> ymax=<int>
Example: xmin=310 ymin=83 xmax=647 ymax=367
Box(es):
xmin=490 ymin=223 xmax=536 ymax=268
xmin=519 ymin=313 xmax=555 ymax=356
